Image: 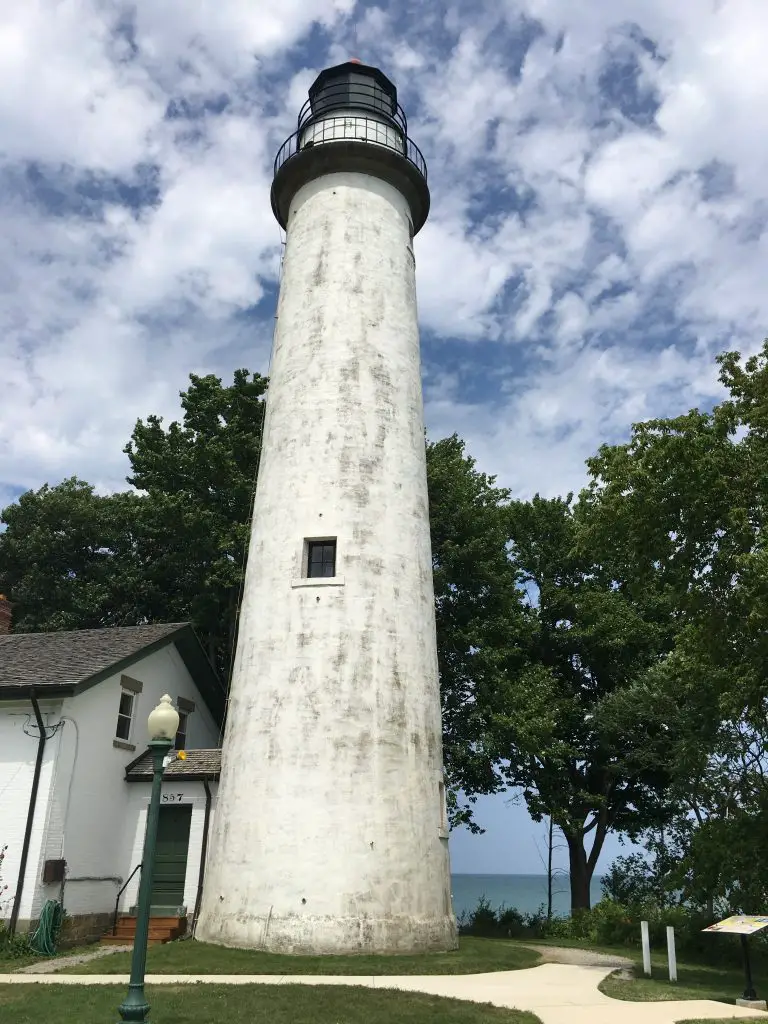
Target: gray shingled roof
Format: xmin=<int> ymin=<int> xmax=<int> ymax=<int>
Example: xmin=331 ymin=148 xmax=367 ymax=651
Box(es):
xmin=0 ymin=623 xmax=188 ymax=690
xmin=125 ymin=748 xmax=221 ymax=781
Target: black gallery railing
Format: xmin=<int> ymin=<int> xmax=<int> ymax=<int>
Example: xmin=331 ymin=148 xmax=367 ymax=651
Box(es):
xmin=273 ymin=114 xmax=428 ymax=182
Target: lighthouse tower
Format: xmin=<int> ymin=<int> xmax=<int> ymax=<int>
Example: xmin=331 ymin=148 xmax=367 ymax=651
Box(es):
xmin=196 ymin=61 xmax=457 ymax=954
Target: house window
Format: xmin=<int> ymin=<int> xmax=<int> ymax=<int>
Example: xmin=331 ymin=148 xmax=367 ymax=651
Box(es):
xmin=116 ymin=690 xmax=135 ymax=741
xmin=175 ymin=712 xmax=188 ymax=751
xmin=307 ymin=540 xmax=336 ymax=578
xmin=175 ymin=696 xmax=195 ymax=750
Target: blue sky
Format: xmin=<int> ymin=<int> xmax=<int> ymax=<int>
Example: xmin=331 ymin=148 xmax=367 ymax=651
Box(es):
xmin=1 ymin=1 xmax=767 ymax=875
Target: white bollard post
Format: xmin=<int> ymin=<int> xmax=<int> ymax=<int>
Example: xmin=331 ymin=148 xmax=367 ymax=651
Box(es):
xmin=641 ymin=920 xmax=652 ymax=976
xmin=666 ymin=925 xmax=677 ymax=982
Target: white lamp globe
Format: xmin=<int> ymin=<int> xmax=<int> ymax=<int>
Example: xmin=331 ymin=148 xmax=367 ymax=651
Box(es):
xmin=148 ymin=694 xmax=180 ymax=742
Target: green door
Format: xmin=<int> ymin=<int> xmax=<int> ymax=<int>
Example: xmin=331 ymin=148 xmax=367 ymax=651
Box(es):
xmin=150 ymin=804 xmax=192 ymax=913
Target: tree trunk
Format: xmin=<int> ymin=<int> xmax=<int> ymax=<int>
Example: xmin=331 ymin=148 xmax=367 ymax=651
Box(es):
xmin=565 ymin=832 xmax=591 ymax=912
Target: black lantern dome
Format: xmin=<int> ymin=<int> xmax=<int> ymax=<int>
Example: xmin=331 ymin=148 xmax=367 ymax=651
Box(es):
xmin=271 ymin=60 xmax=429 ymax=234
xmin=306 ymin=61 xmax=400 ymax=127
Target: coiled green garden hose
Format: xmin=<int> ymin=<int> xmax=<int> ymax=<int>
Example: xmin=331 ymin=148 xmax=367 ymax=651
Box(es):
xmin=29 ymin=899 xmax=64 ymax=956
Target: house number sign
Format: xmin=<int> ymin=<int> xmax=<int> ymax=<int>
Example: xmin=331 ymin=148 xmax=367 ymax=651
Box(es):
xmin=162 ymin=792 xmax=186 ymax=803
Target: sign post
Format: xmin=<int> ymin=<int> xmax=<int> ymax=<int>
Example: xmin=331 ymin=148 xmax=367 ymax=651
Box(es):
xmin=703 ymin=915 xmax=768 ymax=1009
xmin=641 ymin=920 xmax=651 ymax=976
xmin=741 ymin=934 xmax=757 ymax=1001
xmin=666 ymin=925 xmax=677 ymax=983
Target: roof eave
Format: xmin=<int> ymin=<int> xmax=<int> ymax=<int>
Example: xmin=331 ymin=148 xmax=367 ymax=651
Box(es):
xmin=72 ymin=625 xmax=190 ymax=697
xmin=125 ymin=772 xmax=220 ymax=783
xmin=72 ymin=623 xmax=226 ymax=727
xmin=0 ymin=684 xmax=76 ymax=701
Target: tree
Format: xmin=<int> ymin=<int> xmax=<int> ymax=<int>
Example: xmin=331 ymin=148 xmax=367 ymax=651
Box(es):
xmin=123 ymin=369 xmax=268 ymax=676
xmin=493 ymin=494 xmax=678 ymax=911
xmin=581 ymin=341 xmax=768 ymax=915
xmin=425 ymin=435 xmax=530 ymax=828
xmin=0 ymin=478 xmax=142 ymax=630
xmin=0 ymin=371 xmax=268 ymax=679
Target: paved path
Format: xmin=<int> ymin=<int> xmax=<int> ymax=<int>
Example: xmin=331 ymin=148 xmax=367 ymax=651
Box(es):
xmin=526 ymin=943 xmax=634 ymax=970
xmin=1 ymin=962 xmax=764 ymax=1023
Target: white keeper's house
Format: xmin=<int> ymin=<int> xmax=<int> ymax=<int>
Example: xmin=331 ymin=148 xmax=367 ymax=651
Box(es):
xmin=0 ymin=596 xmax=225 ymax=944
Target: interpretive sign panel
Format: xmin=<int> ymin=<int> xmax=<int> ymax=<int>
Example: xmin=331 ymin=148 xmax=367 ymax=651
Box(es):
xmin=703 ymin=916 xmax=768 ymax=936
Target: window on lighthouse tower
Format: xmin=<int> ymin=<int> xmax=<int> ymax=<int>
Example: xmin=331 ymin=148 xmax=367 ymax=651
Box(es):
xmin=307 ymin=539 xmax=337 ymax=578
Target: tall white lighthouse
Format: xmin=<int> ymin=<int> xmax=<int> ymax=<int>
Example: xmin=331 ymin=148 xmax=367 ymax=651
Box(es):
xmin=196 ymin=60 xmax=457 ymax=954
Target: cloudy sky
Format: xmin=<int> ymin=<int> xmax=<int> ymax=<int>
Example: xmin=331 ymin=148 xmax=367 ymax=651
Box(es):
xmin=2 ymin=1 xmax=767 ymax=877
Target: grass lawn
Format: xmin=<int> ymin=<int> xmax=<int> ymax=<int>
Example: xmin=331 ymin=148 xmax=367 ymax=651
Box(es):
xmin=0 ymin=955 xmax=38 ymax=972
xmin=0 ymin=943 xmax=96 ymax=973
xmin=599 ymin=959 xmax=760 ymax=1004
xmin=0 ymin=983 xmax=542 ymax=1023
xmin=59 ymin=936 xmax=541 ymax=976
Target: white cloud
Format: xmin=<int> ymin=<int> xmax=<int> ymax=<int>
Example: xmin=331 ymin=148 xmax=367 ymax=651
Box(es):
xmin=1 ymin=0 xmax=767 ymax=517
xmin=0 ymin=1 xmax=358 ymax=497
xmin=0 ymin=3 xmax=162 ymax=172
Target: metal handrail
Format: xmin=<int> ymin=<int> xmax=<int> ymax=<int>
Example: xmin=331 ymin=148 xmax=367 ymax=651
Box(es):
xmin=274 ymin=115 xmax=428 ymax=183
xmin=112 ymin=863 xmax=142 ymax=935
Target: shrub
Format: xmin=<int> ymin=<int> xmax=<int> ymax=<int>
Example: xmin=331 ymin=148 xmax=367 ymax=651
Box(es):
xmin=0 ymin=844 xmax=11 ymax=916
xmin=601 ymin=853 xmax=661 ymax=908
xmin=0 ymin=930 xmax=33 ymax=959
xmin=521 ymin=904 xmax=548 ymax=932
xmin=455 ymin=892 xmax=748 ymax=964
xmin=458 ymin=897 xmax=548 ymax=939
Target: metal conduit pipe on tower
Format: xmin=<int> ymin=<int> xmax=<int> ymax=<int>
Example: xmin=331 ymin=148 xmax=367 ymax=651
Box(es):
xmin=196 ymin=60 xmax=456 ymax=955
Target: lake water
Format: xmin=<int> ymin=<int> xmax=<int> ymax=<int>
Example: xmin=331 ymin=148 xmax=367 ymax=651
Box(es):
xmin=451 ymin=873 xmax=604 ymax=920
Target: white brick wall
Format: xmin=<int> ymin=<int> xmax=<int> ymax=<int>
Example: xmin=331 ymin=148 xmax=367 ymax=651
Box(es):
xmin=0 ymin=701 xmax=62 ymax=922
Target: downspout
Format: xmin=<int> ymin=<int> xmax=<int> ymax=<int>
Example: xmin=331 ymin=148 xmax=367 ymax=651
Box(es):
xmin=8 ymin=692 xmax=47 ymax=937
xmin=191 ymin=779 xmax=213 ymax=935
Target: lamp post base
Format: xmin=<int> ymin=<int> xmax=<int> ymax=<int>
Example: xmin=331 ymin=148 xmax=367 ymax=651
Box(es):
xmin=117 ymin=983 xmax=151 ymax=1022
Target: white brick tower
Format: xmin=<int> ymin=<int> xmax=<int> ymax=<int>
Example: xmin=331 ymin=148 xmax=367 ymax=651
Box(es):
xmin=196 ymin=60 xmax=457 ymax=954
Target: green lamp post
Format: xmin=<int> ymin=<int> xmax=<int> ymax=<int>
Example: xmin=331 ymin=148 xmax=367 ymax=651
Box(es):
xmin=117 ymin=694 xmax=180 ymax=1023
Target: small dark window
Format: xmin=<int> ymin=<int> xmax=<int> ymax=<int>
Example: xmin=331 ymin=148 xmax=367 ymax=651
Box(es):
xmin=116 ymin=690 xmax=134 ymax=741
xmin=175 ymin=711 xmax=188 ymax=751
xmin=307 ymin=540 xmax=336 ymax=578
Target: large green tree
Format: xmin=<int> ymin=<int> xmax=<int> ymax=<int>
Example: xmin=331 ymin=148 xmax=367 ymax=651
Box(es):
xmin=123 ymin=368 xmax=267 ymax=675
xmin=583 ymin=341 xmax=768 ymax=915
xmin=426 ymin=435 xmax=530 ymax=827
xmin=0 ymin=478 xmax=142 ymax=630
xmin=0 ymin=371 xmax=267 ymax=679
xmin=493 ymin=494 xmax=677 ymax=911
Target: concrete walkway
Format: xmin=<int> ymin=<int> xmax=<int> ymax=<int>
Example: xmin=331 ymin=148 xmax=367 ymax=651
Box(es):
xmin=1 ymin=962 xmax=765 ymax=1023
